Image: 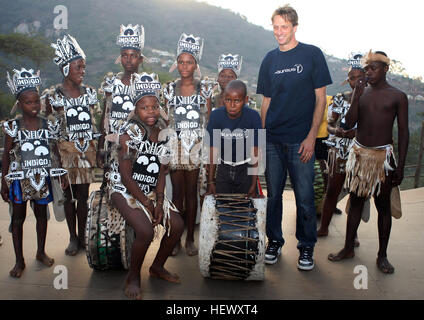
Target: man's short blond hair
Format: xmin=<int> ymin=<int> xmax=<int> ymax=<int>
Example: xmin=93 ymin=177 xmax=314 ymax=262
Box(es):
xmin=271 ymin=5 xmax=298 ymax=27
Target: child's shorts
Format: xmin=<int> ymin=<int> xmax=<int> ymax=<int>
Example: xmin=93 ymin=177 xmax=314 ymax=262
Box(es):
xmin=9 ymin=178 xmax=53 ymax=205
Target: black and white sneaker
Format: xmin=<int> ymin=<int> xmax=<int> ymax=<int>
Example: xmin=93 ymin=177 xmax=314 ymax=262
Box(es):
xmin=265 ymin=240 xmax=282 ymax=265
xmin=297 ymin=246 xmax=315 ymax=271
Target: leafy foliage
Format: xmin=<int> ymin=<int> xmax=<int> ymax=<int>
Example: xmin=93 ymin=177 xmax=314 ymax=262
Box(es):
xmin=0 ymin=33 xmax=54 ymax=69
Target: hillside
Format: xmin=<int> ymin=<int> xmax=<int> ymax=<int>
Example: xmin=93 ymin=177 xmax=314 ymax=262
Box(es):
xmin=0 ymin=0 xmax=423 ymax=188
xmin=0 ymin=0 xmax=423 ymax=115
xmin=0 ymin=0 xmax=274 ymax=88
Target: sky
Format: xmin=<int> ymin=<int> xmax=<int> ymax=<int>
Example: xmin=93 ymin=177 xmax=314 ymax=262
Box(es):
xmin=198 ymin=0 xmax=424 ymax=79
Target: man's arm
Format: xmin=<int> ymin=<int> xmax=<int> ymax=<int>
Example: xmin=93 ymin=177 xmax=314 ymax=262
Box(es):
xmin=393 ymin=92 xmax=409 ymax=186
xmin=260 ymin=96 xmax=271 ymax=129
xmin=298 ymin=86 xmax=327 ymax=163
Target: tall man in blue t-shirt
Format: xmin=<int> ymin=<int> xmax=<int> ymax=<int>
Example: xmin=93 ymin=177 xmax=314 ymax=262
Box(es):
xmin=257 ymin=5 xmax=332 ymax=270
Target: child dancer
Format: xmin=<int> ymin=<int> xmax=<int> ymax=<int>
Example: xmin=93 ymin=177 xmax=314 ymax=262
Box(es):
xmin=211 ymin=54 xmax=242 ymax=110
xmin=2 ymin=68 xmax=67 ymax=277
xmin=44 ymin=34 xmax=99 ymax=256
xmin=164 ymin=33 xmax=213 ymax=256
xmin=108 ymin=72 xmax=183 ymax=299
xmin=98 ymin=24 xmax=146 ymax=168
xmin=317 ymin=53 xmax=369 ymax=244
xmin=328 ymin=51 xmax=409 ymax=274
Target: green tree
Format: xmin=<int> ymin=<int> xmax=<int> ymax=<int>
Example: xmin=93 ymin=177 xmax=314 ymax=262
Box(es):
xmin=0 ymin=33 xmax=54 ymax=70
xmin=0 ymin=33 xmax=55 ymax=119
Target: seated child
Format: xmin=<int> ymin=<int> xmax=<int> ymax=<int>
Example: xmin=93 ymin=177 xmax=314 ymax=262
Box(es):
xmin=108 ymin=72 xmax=184 ymax=300
xmin=1 ymin=68 xmax=67 ymax=278
xmin=206 ymin=80 xmax=262 ymax=196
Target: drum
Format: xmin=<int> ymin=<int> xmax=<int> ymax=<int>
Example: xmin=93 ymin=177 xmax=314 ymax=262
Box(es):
xmin=85 ymin=190 xmax=123 ymax=270
xmin=120 ymin=223 xmax=135 ymax=270
xmin=199 ymin=194 xmax=267 ymax=281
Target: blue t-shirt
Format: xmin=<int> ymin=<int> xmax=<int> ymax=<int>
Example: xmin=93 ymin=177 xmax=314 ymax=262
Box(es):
xmin=206 ymin=106 xmax=262 ymax=163
xmin=256 ymin=42 xmax=332 ymax=143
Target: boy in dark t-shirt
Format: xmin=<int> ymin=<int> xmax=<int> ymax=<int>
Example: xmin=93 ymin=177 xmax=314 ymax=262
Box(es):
xmin=206 ymin=80 xmax=262 ymax=197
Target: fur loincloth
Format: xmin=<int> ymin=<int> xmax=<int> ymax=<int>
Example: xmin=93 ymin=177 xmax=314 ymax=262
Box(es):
xmin=108 ymin=190 xmax=177 ymax=239
xmin=106 ymin=117 xmax=177 ymax=237
xmin=327 ymin=147 xmax=347 ymax=176
xmin=57 ymin=140 xmax=96 ymax=184
xmin=168 ymin=138 xmax=203 ymax=171
xmin=344 ymin=140 xmax=394 ymax=198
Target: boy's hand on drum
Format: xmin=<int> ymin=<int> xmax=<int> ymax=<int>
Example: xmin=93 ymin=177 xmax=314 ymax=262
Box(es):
xmin=247 ymin=186 xmax=257 ymax=199
xmin=153 ymin=205 xmax=164 ymax=227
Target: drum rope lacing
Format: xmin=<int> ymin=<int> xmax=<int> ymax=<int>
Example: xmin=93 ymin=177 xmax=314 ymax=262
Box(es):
xmin=210 ymin=194 xmax=259 ymax=280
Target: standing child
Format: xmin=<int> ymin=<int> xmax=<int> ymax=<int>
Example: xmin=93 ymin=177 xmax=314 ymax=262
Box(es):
xmin=211 ymin=54 xmax=242 ymax=110
xmin=164 ymin=33 xmax=212 ymax=256
xmin=317 ymin=53 xmax=369 ymax=241
xmin=108 ymin=72 xmax=184 ymax=300
xmin=1 ymin=68 xmax=67 ymax=277
xmin=328 ymin=51 xmax=409 ymax=274
xmin=97 ymin=24 xmax=146 ymax=168
xmin=44 ymin=35 xmax=99 ymax=256
xmin=206 ymin=80 xmax=262 ymax=196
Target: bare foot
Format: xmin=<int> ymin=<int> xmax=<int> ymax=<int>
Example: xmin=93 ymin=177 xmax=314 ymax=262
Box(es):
xmin=149 ymin=266 xmax=180 ymax=284
xmin=0 ymin=235 xmax=3 ymax=246
xmin=124 ymin=275 xmax=142 ymax=300
xmin=10 ymin=261 xmax=26 ymax=278
xmin=36 ymin=253 xmax=55 ymax=267
xmin=65 ymin=238 xmax=79 ymax=256
xmin=377 ymin=257 xmax=395 ymax=274
xmin=171 ymin=241 xmax=181 ymax=256
xmin=185 ymin=241 xmax=198 ymax=256
xmin=317 ymin=228 xmax=328 ymax=237
xmin=328 ymin=248 xmax=355 ymax=262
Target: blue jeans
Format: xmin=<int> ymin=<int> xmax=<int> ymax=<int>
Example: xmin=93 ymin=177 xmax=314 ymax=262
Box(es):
xmin=265 ymin=141 xmax=317 ymax=249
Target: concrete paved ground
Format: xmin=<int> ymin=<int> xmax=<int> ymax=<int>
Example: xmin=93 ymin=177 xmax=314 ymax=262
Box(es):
xmin=0 ymin=184 xmax=423 ymax=300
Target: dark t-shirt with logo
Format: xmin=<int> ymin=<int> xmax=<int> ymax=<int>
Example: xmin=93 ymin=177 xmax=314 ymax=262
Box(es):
xmin=206 ymin=106 xmax=262 ymax=163
xmin=257 ymin=42 xmax=332 ymax=143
